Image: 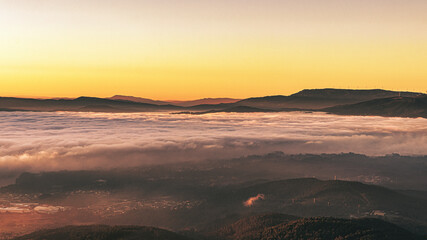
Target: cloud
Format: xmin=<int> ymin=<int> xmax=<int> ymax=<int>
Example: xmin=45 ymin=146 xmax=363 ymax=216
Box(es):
xmin=0 ymin=111 xmax=427 ymax=184
xmin=244 ymin=194 xmax=265 ymax=207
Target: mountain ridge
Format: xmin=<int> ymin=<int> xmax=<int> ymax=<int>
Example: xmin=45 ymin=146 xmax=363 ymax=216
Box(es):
xmin=324 ymin=96 xmax=427 ymax=118
xmin=1 ymin=89 xmax=426 ymax=118
xmin=13 ymin=225 xmax=192 ymax=240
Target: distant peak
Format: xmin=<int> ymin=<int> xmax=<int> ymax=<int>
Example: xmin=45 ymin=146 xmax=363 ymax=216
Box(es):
xmin=291 ymin=88 xmax=424 ymax=98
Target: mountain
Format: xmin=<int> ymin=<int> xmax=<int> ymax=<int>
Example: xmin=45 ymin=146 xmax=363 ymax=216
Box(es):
xmin=180 ymin=106 xmax=279 ymax=114
xmin=235 ymin=89 xmax=425 ymax=110
xmin=78 ymin=105 xmax=121 ymax=112
xmin=109 ymin=95 xmax=241 ymax=107
xmin=0 ymin=96 xmax=182 ymax=112
xmin=212 ymin=214 xmax=423 ymax=240
xmin=13 ymin=225 xmax=192 ymax=240
xmin=169 ymin=98 xmax=241 ymax=107
xmin=2 ymin=89 xmax=425 ymax=114
xmin=292 ymin=88 xmax=423 ymax=99
xmin=212 ymin=213 xmax=299 ymax=239
xmin=5 ymin=169 xmax=427 ymax=235
xmin=325 ymin=96 xmax=427 ymax=118
xmin=205 ymin=178 xmax=427 ymax=235
xmin=16 ymin=218 xmax=422 ymax=240
xmin=109 ymin=95 xmax=171 ymax=105
xmin=228 ymin=178 xmax=427 ymax=220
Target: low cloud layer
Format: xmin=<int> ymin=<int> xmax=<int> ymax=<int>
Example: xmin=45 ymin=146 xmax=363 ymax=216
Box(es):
xmin=1 ymin=111 xmax=427 ymax=184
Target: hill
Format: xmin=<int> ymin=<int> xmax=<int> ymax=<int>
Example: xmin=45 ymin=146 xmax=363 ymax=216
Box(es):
xmin=213 ymin=213 xmax=299 ymax=239
xmin=13 ymin=225 xmax=192 ymax=240
xmin=109 ymin=96 xmax=241 ymax=107
xmin=235 ymin=89 xmax=424 ymax=110
xmin=182 ymin=106 xmax=279 ymax=114
xmin=212 ymin=214 xmax=423 ymax=240
xmin=78 ymin=105 xmax=121 ymax=112
xmin=109 ymin=95 xmax=171 ymax=105
xmin=205 ymin=178 xmax=427 ymax=235
xmin=292 ymin=88 xmax=423 ymax=99
xmin=233 ymin=178 xmax=427 ymax=217
xmin=0 ymin=97 xmax=182 ymax=112
xmin=2 ymin=169 xmax=427 ymax=236
xmin=169 ymin=98 xmax=241 ymax=107
xmin=325 ymin=96 xmax=427 ymax=118
xmin=2 ymin=89 xmax=425 ymax=114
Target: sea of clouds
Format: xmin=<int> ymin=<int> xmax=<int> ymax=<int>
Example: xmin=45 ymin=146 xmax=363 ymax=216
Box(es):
xmin=1 ymin=111 xmax=427 ymax=184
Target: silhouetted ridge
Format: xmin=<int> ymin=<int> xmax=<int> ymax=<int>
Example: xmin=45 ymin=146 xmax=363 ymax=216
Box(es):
xmin=215 ymin=213 xmax=299 ymax=239
xmin=1 ymin=88 xmax=425 ymax=114
xmin=292 ymin=88 xmax=424 ymax=99
xmin=235 ymin=89 xmax=425 ymax=110
xmin=325 ymin=96 xmax=427 ymax=118
xmin=214 ymin=215 xmax=423 ymax=240
xmin=186 ymin=105 xmax=278 ymax=114
xmin=0 ymin=96 xmax=182 ymax=112
xmin=13 ymin=225 xmax=192 ymax=240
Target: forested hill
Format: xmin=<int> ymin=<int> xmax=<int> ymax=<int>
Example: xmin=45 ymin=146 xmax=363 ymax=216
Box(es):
xmin=13 ymin=225 xmax=192 ymax=240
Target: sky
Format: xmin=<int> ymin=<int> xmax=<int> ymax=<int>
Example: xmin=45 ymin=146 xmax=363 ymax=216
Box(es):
xmin=0 ymin=0 xmax=426 ymax=99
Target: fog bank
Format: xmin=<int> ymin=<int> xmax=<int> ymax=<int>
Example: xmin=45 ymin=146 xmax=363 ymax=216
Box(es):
xmin=1 ymin=111 xmax=426 ymax=183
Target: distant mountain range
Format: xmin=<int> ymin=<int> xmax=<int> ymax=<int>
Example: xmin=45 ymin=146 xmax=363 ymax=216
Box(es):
xmin=109 ymin=95 xmax=172 ymax=105
xmin=1 ymin=89 xmax=426 ymax=118
xmin=0 ymin=96 xmax=182 ymax=112
xmin=231 ymin=89 xmax=423 ymax=110
xmin=109 ymin=95 xmax=241 ymax=107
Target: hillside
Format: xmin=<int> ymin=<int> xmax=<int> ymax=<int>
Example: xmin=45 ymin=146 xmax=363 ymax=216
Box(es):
xmin=2 ymin=167 xmax=427 ymax=236
xmin=13 ymin=225 xmax=192 ymax=240
xmin=235 ymin=89 xmax=424 ymax=110
xmin=109 ymin=96 xmax=241 ymax=107
xmin=5 ymin=170 xmax=427 ymax=234
xmin=213 ymin=215 xmax=423 ymax=240
xmin=169 ymin=98 xmax=241 ymax=107
xmin=234 ymin=178 xmax=427 ymax=217
xmin=212 ymin=213 xmax=299 ymax=239
xmin=185 ymin=106 xmax=279 ymax=114
xmin=208 ymin=178 xmax=427 ymax=235
xmin=292 ymin=88 xmax=423 ymax=99
xmin=325 ymin=96 xmax=427 ymax=118
xmin=109 ymin=95 xmax=170 ymax=105
xmin=0 ymin=97 xmax=182 ymax=112
xmin=1 ymin=89 xmax=425 ymax=114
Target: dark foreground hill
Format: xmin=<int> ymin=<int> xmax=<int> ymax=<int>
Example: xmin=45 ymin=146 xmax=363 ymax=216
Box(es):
xmin=5 ymin=169 xmax=427 ymax=235
xmin=210 ymin=214 xmax=423 ymax=240
xmin=325 ymin=96 xmax=427 ymax=118
xmin=12 ymin=217 xmax=423 ymax=240
xmin=13 ymin=225 xmax=192 ymax=240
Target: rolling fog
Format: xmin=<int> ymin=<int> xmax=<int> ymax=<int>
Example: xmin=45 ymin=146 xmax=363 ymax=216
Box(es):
xmin=1 ymin=111 xmax=427 ymax=184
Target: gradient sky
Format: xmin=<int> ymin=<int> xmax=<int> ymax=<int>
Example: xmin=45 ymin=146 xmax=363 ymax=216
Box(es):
xmin=0 ymin=0 xmax=426 ymax=99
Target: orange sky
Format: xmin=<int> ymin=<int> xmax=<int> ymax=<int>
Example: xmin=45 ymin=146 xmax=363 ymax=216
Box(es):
xmin=0 ymin=0 xmax=426 ymax=100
